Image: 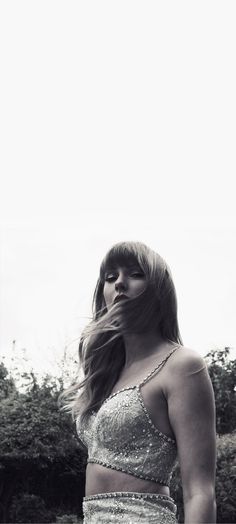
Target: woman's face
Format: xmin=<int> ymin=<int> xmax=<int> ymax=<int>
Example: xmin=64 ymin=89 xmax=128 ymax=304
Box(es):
xmin=103 ymin=262 xmax=147 ymax=310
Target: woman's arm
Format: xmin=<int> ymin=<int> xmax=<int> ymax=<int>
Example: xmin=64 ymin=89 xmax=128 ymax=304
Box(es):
xmin=165 ymin=348 xmax=217 ymax=524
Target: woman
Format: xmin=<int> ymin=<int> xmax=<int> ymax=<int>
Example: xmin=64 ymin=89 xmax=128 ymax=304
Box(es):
xmin=62 ymin=241 xmax=216 ymax=523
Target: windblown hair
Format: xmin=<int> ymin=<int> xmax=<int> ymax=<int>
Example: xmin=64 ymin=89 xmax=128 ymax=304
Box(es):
xmin=59 ymin=241 xmax=183 ymax=424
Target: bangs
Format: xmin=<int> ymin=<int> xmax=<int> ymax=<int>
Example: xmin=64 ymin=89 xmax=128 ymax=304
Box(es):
xmin=100 ymin=242 xmax=147 ymax=280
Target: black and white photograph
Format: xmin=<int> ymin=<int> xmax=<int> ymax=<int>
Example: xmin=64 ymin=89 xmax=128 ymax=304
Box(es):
xmin=0 ymin=2 xmax=235 ymax=523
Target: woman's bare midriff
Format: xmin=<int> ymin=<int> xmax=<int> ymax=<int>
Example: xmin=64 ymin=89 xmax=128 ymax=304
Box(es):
xmin=85 ymin=463 xmax=170 ymax=496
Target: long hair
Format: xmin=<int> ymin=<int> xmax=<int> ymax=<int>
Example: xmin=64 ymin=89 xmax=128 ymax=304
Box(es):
xmin=59 ymin=241 xmax=183 ymax=423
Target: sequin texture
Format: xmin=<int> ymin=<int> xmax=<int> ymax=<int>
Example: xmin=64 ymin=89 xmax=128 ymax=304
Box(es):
xmin=76 ymin=347 xmax=178 ymax=487
xmin=82 ymin=491 xmax=177 ymax=523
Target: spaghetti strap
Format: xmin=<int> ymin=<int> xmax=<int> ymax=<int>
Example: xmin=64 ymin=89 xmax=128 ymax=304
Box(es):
xmin=138 ymin=344 xmax=180 ymax=388
xmin=102 ymin=344 xmax=181 ymax=405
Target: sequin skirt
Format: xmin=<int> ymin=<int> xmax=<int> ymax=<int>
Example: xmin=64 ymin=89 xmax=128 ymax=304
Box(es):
xmin=82 ymin=491 xmax=177 ymax=523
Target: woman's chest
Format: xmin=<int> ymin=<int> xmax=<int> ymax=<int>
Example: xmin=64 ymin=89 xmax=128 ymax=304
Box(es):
xmin=108 ymin=370 xmax=175 ymax=441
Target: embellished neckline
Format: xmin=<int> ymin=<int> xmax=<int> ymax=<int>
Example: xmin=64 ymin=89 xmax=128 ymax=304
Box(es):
xmin=103 ymin=344 xmax=180 ymax=406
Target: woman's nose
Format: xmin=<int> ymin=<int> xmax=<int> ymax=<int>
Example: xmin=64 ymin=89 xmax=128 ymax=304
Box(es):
xmin=115 ymin=274 xmax=127 ymax=292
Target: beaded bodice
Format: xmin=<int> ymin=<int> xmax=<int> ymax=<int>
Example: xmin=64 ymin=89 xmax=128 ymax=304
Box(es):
xmin=76 ymin=346 xmax=179 ymax=487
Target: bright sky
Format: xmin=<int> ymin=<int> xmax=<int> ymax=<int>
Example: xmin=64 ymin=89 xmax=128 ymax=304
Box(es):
xmin=0 ymin=2 xmax=235 ymax=376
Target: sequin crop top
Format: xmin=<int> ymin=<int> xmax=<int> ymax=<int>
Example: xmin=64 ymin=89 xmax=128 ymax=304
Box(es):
xmin=76 ymin=347 xmax=179 ymax=487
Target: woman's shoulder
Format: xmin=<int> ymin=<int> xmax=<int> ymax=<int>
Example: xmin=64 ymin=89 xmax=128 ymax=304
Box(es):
xmin=161 ymin=345 xmax=209 ymax=400
xmin=167 ymin=344 xmax=207 ymax=377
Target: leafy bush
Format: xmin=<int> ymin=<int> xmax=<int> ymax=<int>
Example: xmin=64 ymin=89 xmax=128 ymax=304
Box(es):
xmin=205 ymin=348 xmax=236 ymax=434
xmin=0 ymin=362 xmax=17 ymax=400
xmin=0 ymin=372 xmax=86 ymax=522
xmin=8 ymin=493 xmax=56 ymax=523
xmin=215 ymin=432 xmax=236 ymax=524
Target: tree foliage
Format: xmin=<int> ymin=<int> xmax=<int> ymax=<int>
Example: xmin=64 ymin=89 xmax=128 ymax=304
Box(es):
xmin=204 ymin=347 xmax=236 ymax=434
xmin=0 ymin=362 xmax=17 ymax=401
xmin=8 ymin=494 xmax=56 ymax=524
xmin=0 ymin=367 xmax=86 ymax=523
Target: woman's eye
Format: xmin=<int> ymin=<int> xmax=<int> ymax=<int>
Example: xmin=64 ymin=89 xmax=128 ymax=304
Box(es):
xmin=104 ymin=270 xmax=145 ymax=282
xmin=105 ymin=275 xmax=117 ymax=282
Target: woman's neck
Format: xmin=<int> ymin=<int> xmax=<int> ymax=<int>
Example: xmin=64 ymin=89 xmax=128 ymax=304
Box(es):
xmin=122 ymin=331 xmax=171 ymax=369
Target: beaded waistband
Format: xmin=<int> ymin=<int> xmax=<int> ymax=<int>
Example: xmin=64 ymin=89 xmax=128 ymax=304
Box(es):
xmin=84 ymin=491 xmax=176 ymax=507
xmin=84 ymin=491 xmax=174 ymax=503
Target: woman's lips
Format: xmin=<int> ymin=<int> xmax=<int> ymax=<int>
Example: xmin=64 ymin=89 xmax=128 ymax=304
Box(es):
xmin=114 ymin=294 xmax=129 ymax=304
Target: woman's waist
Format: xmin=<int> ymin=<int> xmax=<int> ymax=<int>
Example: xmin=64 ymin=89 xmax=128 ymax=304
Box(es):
xmin=85 ymin=463 xmax=170 ymax=497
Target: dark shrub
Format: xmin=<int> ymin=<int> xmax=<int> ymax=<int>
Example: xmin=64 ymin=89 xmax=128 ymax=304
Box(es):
xmin=215 ymin=432 xmax=236 ymax=524
xmin=205 ymin=348 xmax=236 ymax=434
xmin=8 ymin=493 xmax=56 ymax=523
